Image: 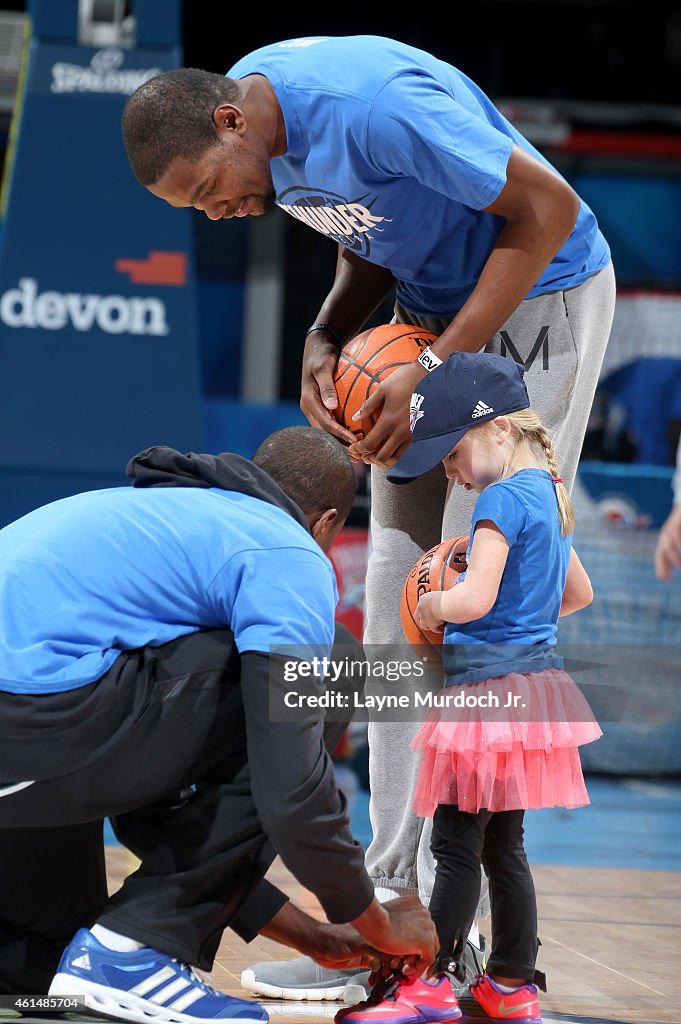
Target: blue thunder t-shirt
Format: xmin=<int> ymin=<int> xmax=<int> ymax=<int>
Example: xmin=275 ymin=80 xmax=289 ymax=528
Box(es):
xmin=0 ymin=487 xmax=337 ymax=694
xmin=228 ymin=36 xmax=610 ymax=317
xmin=443 ymin=469 xmax=571 ymax=683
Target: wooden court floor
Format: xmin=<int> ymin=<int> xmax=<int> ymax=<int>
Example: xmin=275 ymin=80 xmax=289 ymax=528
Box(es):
xmin=105 ymin=846 xmax=681 ymax=1024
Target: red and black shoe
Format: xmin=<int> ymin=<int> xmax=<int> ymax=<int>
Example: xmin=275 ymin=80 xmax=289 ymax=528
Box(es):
xmin=457 ymin=973 xmax=541 ymax=1023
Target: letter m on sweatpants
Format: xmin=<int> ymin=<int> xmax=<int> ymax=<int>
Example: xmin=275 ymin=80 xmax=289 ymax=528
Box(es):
xmin=499 ymin=326 xmax=550 ymax=371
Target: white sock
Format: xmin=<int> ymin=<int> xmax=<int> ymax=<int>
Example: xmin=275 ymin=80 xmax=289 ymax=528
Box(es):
xmin=374 ymin=886 xmax=401 ymax=904
xmin=90 ymin=924 xmax=145 ymax=952
xmin=467 ymin=921 xmax=480 ymax=947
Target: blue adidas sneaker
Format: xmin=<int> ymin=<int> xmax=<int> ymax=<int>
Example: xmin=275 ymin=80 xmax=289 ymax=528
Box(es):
xmin=48 ymin=928 xmax=268 ymax=1023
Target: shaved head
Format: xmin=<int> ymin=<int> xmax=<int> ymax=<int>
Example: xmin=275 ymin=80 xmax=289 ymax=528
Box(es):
xmin=122 ymin=68 xmax=241 ymax=185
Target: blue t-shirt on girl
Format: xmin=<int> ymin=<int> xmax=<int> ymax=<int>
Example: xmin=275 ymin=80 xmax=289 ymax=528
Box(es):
xmin=228 ymin=35 xmax=610 ymax=318
xmin=443 ymin=469 xmax=571 ymax=684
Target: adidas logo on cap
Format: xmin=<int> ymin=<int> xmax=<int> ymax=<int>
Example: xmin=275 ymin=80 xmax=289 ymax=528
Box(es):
xmin=471 ymin=400 xmax=494 ymax=418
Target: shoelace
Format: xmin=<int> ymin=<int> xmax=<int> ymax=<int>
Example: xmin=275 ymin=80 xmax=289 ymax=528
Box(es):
xmin=360 ymin=970 xmax=408 ymax=1007
xmin=172 ymin=959 xmax=221 ymax=997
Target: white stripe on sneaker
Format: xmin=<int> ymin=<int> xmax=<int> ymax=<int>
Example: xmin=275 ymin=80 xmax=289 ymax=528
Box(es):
xmin=168 ymin=989 xmax=205 ymax=1012
xmin=149 ymin=978 xmax=192 ymax=1004
xmin=130 ymin=965 xmax=177 ymax=997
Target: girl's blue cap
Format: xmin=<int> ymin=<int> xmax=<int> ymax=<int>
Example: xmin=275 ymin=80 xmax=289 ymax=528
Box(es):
xmin=388 ymin=352 xmax=529 ymax=484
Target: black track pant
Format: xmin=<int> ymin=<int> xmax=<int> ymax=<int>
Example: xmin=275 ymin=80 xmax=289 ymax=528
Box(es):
xmin=0 ymin=626 xmax=357 ymax=995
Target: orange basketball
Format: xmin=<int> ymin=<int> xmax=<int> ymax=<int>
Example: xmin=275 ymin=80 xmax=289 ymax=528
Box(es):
xmin=400 ymin=536 xmax=469 ymax=668
xmin=333 ymin=324 xmax=437 ymax=440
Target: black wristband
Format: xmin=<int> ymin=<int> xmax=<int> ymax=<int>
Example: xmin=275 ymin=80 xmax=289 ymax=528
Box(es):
xmin=306 ymin=322 xmax=344 ymax=349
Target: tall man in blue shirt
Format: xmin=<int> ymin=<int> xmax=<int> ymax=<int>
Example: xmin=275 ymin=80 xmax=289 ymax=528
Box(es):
xmin=0 ymin=426 xmax=437 ymax=1022
xmin=121 ymin=35 xmax=615 ymax=1001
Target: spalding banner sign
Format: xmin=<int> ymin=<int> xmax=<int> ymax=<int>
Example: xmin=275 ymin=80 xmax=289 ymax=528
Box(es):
xmin=0 ymin=1 xmax=202 ymax=519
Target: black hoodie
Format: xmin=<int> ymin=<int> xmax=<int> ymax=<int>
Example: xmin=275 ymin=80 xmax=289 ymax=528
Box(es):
xmin=126 ymin=446 xmax=375 ymax=927
xmin=126 ymin=446 xmax=310 ymax=531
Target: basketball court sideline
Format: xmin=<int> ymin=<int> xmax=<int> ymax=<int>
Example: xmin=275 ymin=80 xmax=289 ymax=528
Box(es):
xmin=2 ymin=774 xmax=677 ymax=1024
xmin=83 ymin=835 xmax=677 ymax=1024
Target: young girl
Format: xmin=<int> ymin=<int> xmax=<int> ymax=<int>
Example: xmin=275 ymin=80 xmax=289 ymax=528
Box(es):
xmin=338 ymin=352 xmax=601 ymax=1024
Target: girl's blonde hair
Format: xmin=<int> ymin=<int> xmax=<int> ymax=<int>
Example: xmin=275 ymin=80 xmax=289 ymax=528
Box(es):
xmin=502 ymin=409 xmax=575 ymax=535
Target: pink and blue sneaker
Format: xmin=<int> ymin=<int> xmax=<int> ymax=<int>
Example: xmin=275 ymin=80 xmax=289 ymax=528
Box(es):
xmin=457 ymin=972 xmax=542 ymax=1023
xmin=335 ymin=972 xmax=461 ymax=1024
xmin=48 ymin=927 xmax=268 ymax=1023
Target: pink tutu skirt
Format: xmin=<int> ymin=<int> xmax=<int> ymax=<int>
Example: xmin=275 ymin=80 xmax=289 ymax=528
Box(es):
xmin=412 ymin=668 xmax=602 ymax=816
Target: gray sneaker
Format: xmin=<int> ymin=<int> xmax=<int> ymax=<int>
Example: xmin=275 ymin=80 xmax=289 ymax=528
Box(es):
xmin=457 ymin=934 xmax=487 ymax=991
xmin=241 ymin=955 xmax=371 ymax=1001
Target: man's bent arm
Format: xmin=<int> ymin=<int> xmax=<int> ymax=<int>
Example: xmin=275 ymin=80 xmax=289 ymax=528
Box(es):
xmin=348 ymin=144 xmax=581 ymax=464
xmin=240 ymin=650 xmax=375 ymax=923
xmin=230 ymin=876 xmax=289 ymax=944
xmin=420 ymin=144 xmax=580 ymax=360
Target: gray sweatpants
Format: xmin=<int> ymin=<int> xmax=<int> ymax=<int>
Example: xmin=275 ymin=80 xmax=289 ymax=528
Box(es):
xmin=363 ymin=263 xmax=616 ymax=910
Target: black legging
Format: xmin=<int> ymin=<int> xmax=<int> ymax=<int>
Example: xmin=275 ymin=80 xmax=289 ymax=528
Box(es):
xmin=428 ymin=804 xmax=539 ymax=982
